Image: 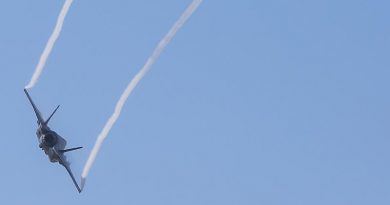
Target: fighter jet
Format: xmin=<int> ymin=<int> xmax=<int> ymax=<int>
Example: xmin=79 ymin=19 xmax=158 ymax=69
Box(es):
xmin=24 ymin=88 xmax=83 ymax=193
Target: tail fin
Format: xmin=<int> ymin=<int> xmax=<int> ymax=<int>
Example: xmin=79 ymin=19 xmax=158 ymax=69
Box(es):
xmin=59 ymin=146 xmax=83 ymax=153
xmin=45 ymin=105 xmax=60 ymax=125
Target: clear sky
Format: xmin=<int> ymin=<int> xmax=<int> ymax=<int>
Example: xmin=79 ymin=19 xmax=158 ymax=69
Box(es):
xmin=0 ymin=0 xmax=389 ymax=204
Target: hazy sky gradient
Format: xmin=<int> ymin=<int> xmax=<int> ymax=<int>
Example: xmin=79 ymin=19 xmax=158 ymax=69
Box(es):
xmin=0 ymin=0 xmax=389 ymax=204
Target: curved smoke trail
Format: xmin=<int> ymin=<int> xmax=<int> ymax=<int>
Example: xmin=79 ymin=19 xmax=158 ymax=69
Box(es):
xmin=25 ymin=0 xmax=74 ymax=89
xmin=80 ymin=0 xmax=203 ymax=191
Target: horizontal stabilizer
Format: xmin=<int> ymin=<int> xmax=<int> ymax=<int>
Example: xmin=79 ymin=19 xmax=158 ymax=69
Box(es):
xmin=59 ymin=146 xmax=83 ymax=153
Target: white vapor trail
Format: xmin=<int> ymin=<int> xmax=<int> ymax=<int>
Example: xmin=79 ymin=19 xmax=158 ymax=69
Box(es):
xmin=25 ymin=0 xmax=73 ymax=89
xmin=80 ymin=0 xmax=203 ymax=191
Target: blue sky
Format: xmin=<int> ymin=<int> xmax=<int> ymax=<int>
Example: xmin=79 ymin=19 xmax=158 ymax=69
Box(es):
xmin=0 ymin=0 xmax=389 ymax=204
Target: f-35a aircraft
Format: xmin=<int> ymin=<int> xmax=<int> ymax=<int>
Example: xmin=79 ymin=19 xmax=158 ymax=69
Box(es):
xmin=24 ymin=89 xmax=83 ymax=193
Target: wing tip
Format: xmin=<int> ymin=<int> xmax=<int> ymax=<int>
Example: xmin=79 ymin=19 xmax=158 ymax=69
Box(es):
xmin=80 ymin=177 xmax=86 ymax=192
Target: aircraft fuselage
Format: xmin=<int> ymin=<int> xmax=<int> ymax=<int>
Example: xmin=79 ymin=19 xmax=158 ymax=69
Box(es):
xmin=36 ymin=124 xmax=67 ymax=163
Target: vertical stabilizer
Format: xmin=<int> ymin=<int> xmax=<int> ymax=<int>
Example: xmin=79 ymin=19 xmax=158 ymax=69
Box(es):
xmin=45 ymin=105 xmax=60 ymax=125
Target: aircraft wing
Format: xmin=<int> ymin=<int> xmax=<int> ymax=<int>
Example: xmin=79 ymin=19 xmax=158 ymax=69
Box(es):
xmin=61 ymin=162 xmax=82 ymax=193
xmin=24 ymin=89 xmax=45 ymax=125
xmin=54 ymin=149 xmax=82 ymax=193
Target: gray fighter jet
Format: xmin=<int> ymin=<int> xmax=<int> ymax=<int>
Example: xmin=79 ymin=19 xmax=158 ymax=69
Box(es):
xmin=24 ymin=89 xmax=83 ymax=193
